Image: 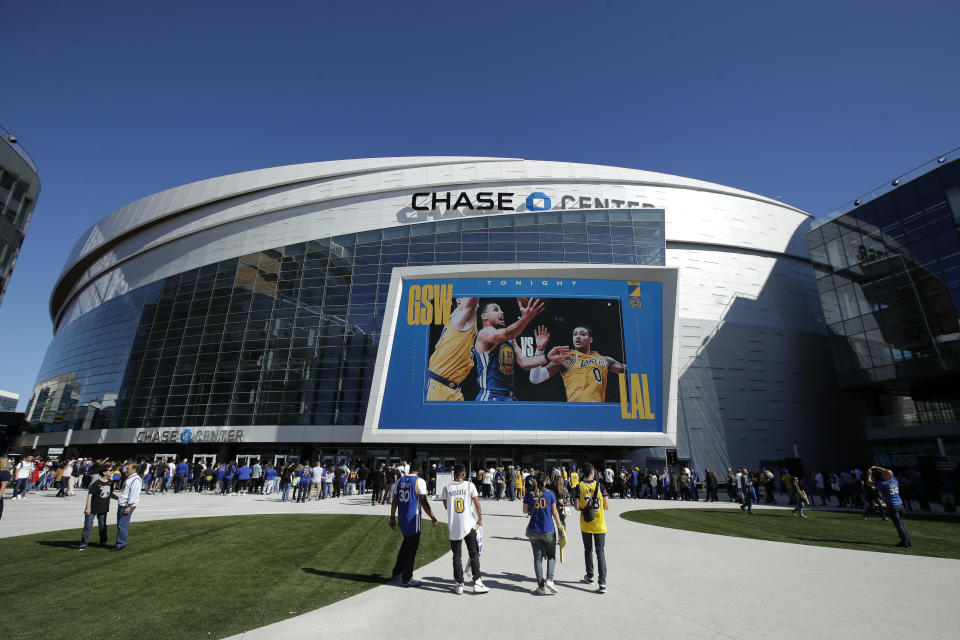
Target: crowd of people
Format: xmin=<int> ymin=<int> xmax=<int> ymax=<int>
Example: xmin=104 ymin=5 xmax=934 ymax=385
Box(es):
xmin=2 ymin=453 xmax=952 ymax=554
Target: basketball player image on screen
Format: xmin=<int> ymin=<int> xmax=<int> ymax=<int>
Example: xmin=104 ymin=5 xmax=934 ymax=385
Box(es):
xmin=472 ymin=298 xmax=567 ymax=402
xmin=530 ymin=325 xmax=626 ymax=402
xmin=426 ymin=297 xmax=479 ymax=401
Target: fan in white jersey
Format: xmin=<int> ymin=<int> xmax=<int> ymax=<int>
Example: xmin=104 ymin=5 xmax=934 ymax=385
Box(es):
xmin=441 ymin=464 xmax=487 ymax=595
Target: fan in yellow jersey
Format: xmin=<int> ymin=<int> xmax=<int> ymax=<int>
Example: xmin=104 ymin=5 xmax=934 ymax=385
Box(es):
xmin=574 ymin=462 xmax=609 ymax=593
xmin=529 ymin=325 xmax=625 ymax=402
xmin=425 ymin=297 xmax=479 ymax=401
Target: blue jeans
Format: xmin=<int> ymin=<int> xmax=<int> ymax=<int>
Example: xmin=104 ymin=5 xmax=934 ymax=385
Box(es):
xmin=358 ymin=480 xmax=366 ymax=495
xmin=529 ymin=530 xmax=557 ymax=587
xmin=174 ymin=474 xmax=185 ymax=493
xmin=13 ymin=478 xmax=30 ymax=498
xmin=81 ymin=513 xmax=108 ymax=546
xmin=888 ymin=504 xmax=911 ymax=545
xmin=582 ymin=531 xmax=606 ymax=584
xmin=282 ymin=483 xmax=292 ymax=501
xmin=116 ymin=506 xmax=136 ymax=548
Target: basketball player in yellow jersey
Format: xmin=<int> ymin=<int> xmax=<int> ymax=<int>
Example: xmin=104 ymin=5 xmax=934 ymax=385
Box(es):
xmin=425 ymin=297 xmax=479 ymax=401
xmin=529 ymin=325 xmax=625 ymax=402
xmin=574 ymin=462 xmax=609 ymax=593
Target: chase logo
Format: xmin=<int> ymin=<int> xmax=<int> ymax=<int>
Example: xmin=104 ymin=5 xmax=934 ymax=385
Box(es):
xmin=180 ymin=429 xmax=193 ymax=444
xmin=525 ymin=192 xmax=551 ymax=211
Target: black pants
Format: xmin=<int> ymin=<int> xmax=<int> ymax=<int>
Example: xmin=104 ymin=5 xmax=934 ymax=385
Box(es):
xmin=392 ymin=531 xmax=421 ymax=582
xmin=451 ymin=528 xmax=480 ymax=584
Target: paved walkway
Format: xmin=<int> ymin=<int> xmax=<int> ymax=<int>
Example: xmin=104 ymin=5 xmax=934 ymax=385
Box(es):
xmin=2 ymin=488 xmax=957 ymax=639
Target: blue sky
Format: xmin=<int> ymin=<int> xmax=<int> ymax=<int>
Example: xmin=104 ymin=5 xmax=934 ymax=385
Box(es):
xmin=2 ymin=0 xmax=959 ymax=410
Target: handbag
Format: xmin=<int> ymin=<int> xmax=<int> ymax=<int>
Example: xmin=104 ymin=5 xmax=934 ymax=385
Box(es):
xmin=582 ymin=482 xmax=599 ymax=522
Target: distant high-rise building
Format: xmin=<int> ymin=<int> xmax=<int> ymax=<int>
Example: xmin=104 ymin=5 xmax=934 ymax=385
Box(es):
xmin=0 ymin=389 xmax=19 ymax=412
xmin=0 ymin=124 xmax=41 ymax=308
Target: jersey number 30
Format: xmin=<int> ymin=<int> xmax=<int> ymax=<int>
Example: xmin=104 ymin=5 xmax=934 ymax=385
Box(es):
xmin=399 ymin=488 xmax=411 ymax=502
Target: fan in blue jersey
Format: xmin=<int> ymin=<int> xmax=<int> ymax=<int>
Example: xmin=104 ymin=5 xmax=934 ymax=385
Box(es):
xmin=473 ymin=299 xmax=566 ymax=401
xmin=867 ymin=465 xmax=912 ymax=548
xmin=389 ymin=459 xmax=439 ymax=587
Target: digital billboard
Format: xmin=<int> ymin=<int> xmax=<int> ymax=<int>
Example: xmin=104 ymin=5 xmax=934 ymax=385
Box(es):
xmin=363 ymin=265 xmax=679 ymax=446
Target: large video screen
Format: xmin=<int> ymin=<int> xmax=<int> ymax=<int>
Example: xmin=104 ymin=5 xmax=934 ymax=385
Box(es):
xmin=374 ymin=276 xmax=663 ymax=432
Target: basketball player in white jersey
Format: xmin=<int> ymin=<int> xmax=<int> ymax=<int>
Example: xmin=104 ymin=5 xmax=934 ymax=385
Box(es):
xmin=441 ymin=464 xmax=487 ymax=594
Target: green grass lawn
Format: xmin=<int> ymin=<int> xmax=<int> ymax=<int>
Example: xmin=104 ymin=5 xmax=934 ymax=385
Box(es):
xmin=0 ymin=514 xmax=449 ymax=640
xmin=621 ymin=508 xmax=960 ymax=559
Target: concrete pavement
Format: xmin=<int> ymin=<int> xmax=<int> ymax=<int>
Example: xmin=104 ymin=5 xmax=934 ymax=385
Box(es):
xmin=2 ymin=487 xmax=957 ymax=639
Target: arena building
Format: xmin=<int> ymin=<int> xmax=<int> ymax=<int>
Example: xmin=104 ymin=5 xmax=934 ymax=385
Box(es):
xmin=15 ymin=157 xmax=843 ymax=473
xmin=0 ymin=124 xmax=41 ymax=309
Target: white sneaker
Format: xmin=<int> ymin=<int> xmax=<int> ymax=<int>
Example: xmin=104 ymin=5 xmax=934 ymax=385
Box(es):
xmin=454 ymin=583 xmax=463 ymax=595
xmin=598 ymin=583 xmax=607 ymax=594
xmin=473 ymin=579 xmax=488 ymax=594
xmin=404 ymin=578 xmax=421 ymax=587
xmin=582 ymin=574 xmax=594 ymax=584
xmin=535 ymin=585 xmax=547 ymax=595
xmin=545 ymin=580 xmax=558 ymax=594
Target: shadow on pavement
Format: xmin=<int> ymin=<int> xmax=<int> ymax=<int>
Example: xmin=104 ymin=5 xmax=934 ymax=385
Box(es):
xmin=490 ymin=536 xmax=527 ymax=541
xmin=555 ymin=580 xmax=600 ymax=594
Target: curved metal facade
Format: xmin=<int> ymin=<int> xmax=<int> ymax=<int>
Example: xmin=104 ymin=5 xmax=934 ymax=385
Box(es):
xmin=23 ymin=157 xmax=842 ymax=472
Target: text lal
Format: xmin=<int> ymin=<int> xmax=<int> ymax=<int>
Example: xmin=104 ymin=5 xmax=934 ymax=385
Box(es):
xmin=618 ymin=373 xmax=656 ymax=420
xmin=406 ymin=284 xmax=453 ymax=325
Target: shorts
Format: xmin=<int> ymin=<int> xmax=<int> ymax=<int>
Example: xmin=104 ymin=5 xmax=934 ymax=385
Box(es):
xmin=474 ymin=391 xmax=515 ymax=402
xmin=426 ymin=378 xmax=464 ymax=401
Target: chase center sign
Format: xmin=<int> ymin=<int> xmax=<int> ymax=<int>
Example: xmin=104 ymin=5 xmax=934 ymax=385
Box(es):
xmin=397 ymin=190 xmax=652 ymax=223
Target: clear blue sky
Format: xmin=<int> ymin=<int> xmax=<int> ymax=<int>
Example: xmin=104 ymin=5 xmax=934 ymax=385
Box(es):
xmin=2 ymin=1 xmax=959 ymax=410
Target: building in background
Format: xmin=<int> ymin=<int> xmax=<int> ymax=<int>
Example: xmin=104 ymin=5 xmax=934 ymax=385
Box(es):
xmin=807 ymin=152 xmax=960 ymax=474
xmin=0 ymin=124 xmax=41 ymax=308
xmin=0 ymin=390 xmax=19 ymax=412
xmin=16 ymin=157 xmax=842 ymax=473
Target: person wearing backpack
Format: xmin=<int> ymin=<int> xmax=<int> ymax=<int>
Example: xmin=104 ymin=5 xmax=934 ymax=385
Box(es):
xmin=575 ymin=462 xmax=609 ymax=594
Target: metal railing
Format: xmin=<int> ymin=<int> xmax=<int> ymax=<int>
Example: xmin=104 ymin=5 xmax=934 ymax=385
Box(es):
xmin=812 ymin=145 xmax=960 ymax=230
xmin=0 ymin=122 xmax=39 ymax=175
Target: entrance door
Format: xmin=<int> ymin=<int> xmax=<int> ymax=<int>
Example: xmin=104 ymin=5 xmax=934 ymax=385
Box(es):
xmin=192 ymin=453 xmax=216 ymax=465
xmin=275 ymin=454 xmax=299 ymax=466
xmin=544 ymin=458 xmax=558 ymax=473
xmin=236 ymin=454 xmax=257 ymax=467
xmin=443 ymin=457 xmax=457 ymax=469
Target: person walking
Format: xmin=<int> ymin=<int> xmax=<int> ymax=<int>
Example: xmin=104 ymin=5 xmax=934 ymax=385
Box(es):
xmin=389 ymin=459 xmax=439 ymax=587
xmin=12 ymin=455 xmax=34 ymax=500
xmin=868 ymin=466 xmax=911 ymax=547
xmin=80 ymin=466 xmax=114 ymax=549
xmin=524 ymin=475 xmax=564 ymax=595
xmin=442 ymin=464 xmax=486 ymax=595
xmin=575 ymin=463 xmax=609 ymax=593
xmin=739 ymin=468 xmax=755 ymax=515
xmin=0 ymin=457 xmax=11 ymax=519
xmin=110 ymin=463 xmax=142 ymax=551
xmin=790 ymin=474 xmax=809 ymax=517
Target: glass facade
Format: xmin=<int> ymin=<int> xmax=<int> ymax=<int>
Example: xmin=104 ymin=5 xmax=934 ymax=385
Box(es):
xmin=807 ymin=158 xmax=960 ymax=425
xmin=27 ymin=208 xmax=665 ymax=433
